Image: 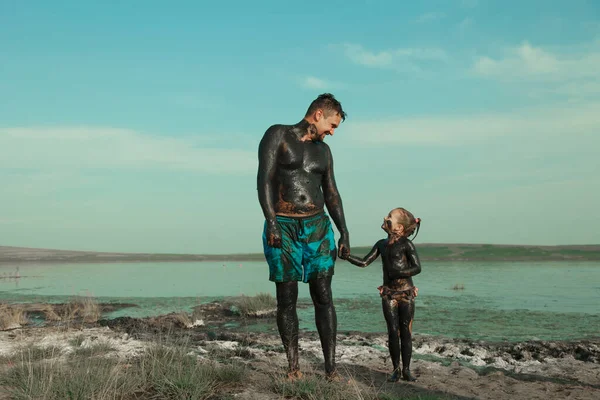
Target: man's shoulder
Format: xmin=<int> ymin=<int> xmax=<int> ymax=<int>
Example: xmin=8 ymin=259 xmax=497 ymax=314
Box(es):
xmin=264 ymin=123 xmax=292 ymax=136
xmin=259 ymin=124 xmax=293 ymax=147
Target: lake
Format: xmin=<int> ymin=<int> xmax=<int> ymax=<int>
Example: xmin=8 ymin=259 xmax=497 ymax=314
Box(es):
xmin=1 ymin=260 xmax=599 ymax=342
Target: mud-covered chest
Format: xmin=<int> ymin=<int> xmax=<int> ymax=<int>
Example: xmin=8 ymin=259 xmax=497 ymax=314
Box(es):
xmin=279 ymin=140 xmax=328 ymax=173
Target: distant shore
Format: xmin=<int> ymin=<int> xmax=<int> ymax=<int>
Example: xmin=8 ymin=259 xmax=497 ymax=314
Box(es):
xmin=1 ymin=243 xmax=599 ymax=264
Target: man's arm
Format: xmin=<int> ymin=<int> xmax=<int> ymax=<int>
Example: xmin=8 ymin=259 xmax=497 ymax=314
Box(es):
xmin=344 ymin=242 xmax=381 ymax=268
xmin=321 ymin=144 xmax=350 ymax=257
xmin=257 ymin=125 xmax=283 ymax=247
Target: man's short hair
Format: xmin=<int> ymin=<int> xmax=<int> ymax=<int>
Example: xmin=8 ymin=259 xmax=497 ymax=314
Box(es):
xmin=305 ymin=93 xmax=347 ymax=122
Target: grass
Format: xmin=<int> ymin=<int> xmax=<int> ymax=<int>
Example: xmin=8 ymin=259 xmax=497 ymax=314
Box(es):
xmin=271 ymin=373 xmax=371 ymax=400
xmin=269 ymin=372 xmax=442 ymax=400
xmin=70 ymin=341 xmax=117 ymax=358
xmin=62 ymin=294 xmax=101 ymax=323
xmin=5 ymin=344 xmax=62 ymax=363
xmin=230 ymin=292 xmax=277 ymax=317
xmin=140 ymin=345 xmax=245 ymax=399
xmin=207 ymin=345 xmax=255 ymax=361
xmin=0 ymin=342 xmax=246 ymax=400
xmin=0 ymin=304 xmax=28 ymax=330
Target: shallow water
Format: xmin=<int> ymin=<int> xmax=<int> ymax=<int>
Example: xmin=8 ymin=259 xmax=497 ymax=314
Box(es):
xmin=1 ymin=260 xmax=599 ymax=341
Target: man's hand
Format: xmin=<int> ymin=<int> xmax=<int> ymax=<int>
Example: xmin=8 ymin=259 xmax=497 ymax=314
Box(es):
xmin=338 ymin=234 xmax=350 ymax=259
xmin=266 ymin=221 xmax=282 ymax=248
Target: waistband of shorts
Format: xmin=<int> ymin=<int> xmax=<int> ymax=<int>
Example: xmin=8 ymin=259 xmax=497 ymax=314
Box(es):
xmin=274 ymin=211 xmax=327 ymax=223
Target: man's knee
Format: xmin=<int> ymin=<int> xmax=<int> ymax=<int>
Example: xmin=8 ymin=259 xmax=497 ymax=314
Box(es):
xmin=310 ymin=278 xmax=333 ymax=307
xmin=276 ymin=282 xmax=298 ymax=310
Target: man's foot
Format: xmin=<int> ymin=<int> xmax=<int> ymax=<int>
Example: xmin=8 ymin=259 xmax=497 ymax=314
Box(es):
xmin=402 ymin=368 xmax=417 ymax=382
xmin=387 ymin=370 xmax=400 ymax=382
xmin=326 ymin=370 xmax=343 ymax=383
xmin=287 ymin=370 xmax=303 ymax=381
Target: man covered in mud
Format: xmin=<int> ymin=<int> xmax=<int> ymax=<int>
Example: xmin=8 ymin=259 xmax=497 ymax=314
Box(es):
xmin=257 ymin=93 xmax=350 ymax=380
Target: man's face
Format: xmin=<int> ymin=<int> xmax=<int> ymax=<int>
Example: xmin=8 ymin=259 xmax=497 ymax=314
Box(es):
xmin=313 ymin=110 xmax=342 ymax=141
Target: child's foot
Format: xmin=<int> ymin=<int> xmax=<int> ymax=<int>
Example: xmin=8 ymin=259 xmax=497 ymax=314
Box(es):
xmin=387 ymin=370 xmax=400 ymax=382
xmin=402 ymin=368 xmax=417 ymax=382
xmin=286 ymin=370 xmax=303 ymax=381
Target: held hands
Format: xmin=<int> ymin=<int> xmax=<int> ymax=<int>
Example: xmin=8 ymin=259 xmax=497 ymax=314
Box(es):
xmin=338 ymin=234 xmax=350 ymax=259
xmin=266 ymin=220 xmax=282 ymax=248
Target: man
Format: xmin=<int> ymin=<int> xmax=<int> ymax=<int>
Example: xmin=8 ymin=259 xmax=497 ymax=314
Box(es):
xmin=257 ymin=93 xmax=350 ymax=380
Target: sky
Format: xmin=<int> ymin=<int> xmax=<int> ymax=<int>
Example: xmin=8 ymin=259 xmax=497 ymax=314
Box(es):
xmin=1 ymin=0 xmax=599 ymax=254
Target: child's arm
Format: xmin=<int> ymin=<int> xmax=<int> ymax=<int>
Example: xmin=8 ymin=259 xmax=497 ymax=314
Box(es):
xmin=343 ymin=241 xmax=382 ymax=268
xmin=390 ymin=240 xmax=422 ymax=277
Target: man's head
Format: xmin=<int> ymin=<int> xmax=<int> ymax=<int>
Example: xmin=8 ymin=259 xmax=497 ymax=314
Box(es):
xmin=304 ymin=93 xmax=347 ymax=141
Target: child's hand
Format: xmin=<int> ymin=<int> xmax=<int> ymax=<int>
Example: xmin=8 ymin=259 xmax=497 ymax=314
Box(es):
xmin=412 ymin=287 xmax=419 ymax=298
xmin=340 ymin=252 xmax=349 ymax=260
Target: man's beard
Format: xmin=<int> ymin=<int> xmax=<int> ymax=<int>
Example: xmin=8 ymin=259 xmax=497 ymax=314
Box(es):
xmin=308 ymin=124 xmax=324 ymax=141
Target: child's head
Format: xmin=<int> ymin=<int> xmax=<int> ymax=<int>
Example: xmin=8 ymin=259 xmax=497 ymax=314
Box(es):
xmin=382 ymin=208 xmax=421 ymax=239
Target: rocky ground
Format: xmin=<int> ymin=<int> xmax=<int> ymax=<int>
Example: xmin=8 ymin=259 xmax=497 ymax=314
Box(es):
xmin=1 ymin=300 xmax=599 ymax=399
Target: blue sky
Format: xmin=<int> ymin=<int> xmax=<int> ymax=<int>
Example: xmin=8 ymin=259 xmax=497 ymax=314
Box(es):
xmin=1 ymin=0 xmax=599 ymax=254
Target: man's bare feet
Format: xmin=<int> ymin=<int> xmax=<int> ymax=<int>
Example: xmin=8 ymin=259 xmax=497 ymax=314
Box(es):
xmin=326 ymin=370 xmax=342 ymax=382
xmin=287 ymin=370 xmax=303 ymax=381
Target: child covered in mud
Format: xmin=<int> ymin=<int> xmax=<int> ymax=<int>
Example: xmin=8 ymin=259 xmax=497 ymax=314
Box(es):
xmin=341 ymin=207 xmax=422 ymax=382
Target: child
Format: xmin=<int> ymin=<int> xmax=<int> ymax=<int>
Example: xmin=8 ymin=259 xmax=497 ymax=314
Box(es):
xmin=341 ymin=207 xmax=422 ymax=382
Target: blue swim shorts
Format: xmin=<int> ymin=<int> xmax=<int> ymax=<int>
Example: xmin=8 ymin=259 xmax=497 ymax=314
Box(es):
xmin=262 ymin=212 xmax=337 ymax=283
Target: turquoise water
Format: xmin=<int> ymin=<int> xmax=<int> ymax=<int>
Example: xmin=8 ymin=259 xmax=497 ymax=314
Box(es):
xmin=1 ymin=260 xmax=599 ymax=341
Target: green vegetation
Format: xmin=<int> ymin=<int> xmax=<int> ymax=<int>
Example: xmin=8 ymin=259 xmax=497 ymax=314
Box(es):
xmin=270 ymin=373 xmax=446 ymax=400
xmin=70 ymin=341 xmax=117 ymax=358
xmin=230 ymin=292 xmax=277 ymax=317
xmin=0 ymin=343 xmax=246 ymax=400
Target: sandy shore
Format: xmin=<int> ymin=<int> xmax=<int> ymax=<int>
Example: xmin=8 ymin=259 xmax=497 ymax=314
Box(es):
xmin=1 ymin=301 xmax=598 ymax=399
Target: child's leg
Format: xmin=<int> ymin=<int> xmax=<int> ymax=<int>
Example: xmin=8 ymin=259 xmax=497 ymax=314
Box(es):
xmin=398 ymin=299 xmax=416 ymax=381
xmin=381 ymin=298 xmax=401 ymax=381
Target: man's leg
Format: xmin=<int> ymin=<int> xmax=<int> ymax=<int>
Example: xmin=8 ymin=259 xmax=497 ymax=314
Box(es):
xmin=276 ymin=281 xmax=300 ymax=376
xmin=308 ymin=276 xmax=337 ymax=376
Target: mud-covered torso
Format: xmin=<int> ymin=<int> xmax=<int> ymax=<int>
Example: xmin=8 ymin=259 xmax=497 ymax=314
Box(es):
xmin=377 ymin=238 xmax=417 ymax=288
xmin=273 ymin=130 xmax=330 ymax=215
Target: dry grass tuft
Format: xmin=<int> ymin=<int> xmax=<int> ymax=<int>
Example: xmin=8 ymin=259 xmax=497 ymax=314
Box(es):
xmin=0 ymin=304 xmax=28 ymax=331
xmin=63 ymin=294 xmax=101 ymax=323
xmin=231 ymin=292 xmax=277 ymax=318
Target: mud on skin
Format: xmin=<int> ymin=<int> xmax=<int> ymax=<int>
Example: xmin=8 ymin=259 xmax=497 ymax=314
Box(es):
xmin=344 ymin=228 xmax=422 ymax=382
xmin=257 ymin=94 xmax=350 ymax=377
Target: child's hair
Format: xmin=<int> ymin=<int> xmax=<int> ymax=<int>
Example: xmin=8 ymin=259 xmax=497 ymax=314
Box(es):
xmin=393 ymin=208 xmax=421 ymax=239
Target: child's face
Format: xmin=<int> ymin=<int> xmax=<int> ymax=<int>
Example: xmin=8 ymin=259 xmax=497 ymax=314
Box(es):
xmin=381 ymin=210 xmax=405 ymax=235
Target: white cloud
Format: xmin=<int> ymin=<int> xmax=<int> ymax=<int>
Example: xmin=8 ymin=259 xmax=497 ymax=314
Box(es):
xmin=343 ymin=43 xmax=448 ymax=69
xmin=474 ymin=41 xmax=600 ymax=81
xmin=473 ymin=41 xmax=600 ymax=100
xmin=0 ymin=127 xmax=257 ymax=174
xmin=343 ymin=102 xmax=600 ymax=146
xmin=303 ymin=76 xmax=331 ymax=90
xmin=415 ymin=12 xmax=445 ymax=23
xmin=461 ymin=0 xmax=479 ymax=8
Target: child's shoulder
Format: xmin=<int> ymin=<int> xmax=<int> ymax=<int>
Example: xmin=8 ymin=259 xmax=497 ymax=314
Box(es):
xmin=391 ymin=236 xmax=417 ymax=250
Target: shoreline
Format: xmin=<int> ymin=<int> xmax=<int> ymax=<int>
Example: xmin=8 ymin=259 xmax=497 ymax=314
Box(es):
xmin=2 ymin=243 xmax=600 ymax=264
xmin=1 ymin=300 xmax=599 ymax=399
